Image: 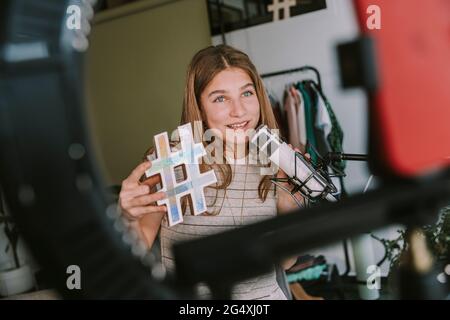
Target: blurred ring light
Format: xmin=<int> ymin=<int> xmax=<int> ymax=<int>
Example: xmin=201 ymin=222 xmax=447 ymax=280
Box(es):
xmin=0 ymin=0 xmax=177 ymax=299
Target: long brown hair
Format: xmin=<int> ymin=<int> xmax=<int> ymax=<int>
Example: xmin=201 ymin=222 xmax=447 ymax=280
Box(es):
xmin=180 ymin=45 xmax=279 ymax=203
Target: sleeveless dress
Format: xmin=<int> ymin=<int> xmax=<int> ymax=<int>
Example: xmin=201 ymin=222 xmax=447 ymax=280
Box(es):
xmin=159 ymin=163 xmax=288 ymax=300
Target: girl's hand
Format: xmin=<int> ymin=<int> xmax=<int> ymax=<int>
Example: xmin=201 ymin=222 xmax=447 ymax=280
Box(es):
xmin=119 ymin=161 xmax=167 ymax=248
xmin=276 ymin=146 xmax=310 ymax=214
xmin=119 ymin=161 xmax=167 ymax=220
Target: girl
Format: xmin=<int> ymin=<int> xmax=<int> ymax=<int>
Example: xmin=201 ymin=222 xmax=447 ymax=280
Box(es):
xmin=119 ymin=45 xmax=304 ymax=300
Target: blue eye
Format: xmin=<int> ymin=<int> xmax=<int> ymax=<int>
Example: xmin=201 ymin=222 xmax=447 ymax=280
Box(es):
xmin=243 ymin=91 xmax=254 ymax=97
xmin=214 ymin=96 xmax=225 ymax=103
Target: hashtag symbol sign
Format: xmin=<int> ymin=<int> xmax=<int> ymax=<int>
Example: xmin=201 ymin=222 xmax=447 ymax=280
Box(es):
xmin=145 ymin=124 xmax=217 ymax=227
xmin=267 ymin=0 xmax=296 ymax=22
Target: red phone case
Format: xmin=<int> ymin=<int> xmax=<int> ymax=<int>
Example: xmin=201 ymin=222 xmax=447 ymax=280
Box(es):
xmin=353 ymin=0 xmax=450 ymax=177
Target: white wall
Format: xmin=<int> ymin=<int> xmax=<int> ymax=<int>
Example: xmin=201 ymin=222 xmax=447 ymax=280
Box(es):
xmin=212 ymin=0 xmax=401 ymax=277
xmin=86 ymin=0 xmax=211 ymax=185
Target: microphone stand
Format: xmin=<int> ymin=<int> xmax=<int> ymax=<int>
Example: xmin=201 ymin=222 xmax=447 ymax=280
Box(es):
xmin=324 ymin=152 xmax=369 ymax=163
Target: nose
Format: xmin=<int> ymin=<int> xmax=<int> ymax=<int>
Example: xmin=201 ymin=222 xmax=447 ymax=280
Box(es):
xmin=229 ymin=99 xmax=246 ymax=118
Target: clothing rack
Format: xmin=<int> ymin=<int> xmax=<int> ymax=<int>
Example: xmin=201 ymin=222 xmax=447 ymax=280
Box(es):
xmin=261 ymin=65 xmax=323 ymax=91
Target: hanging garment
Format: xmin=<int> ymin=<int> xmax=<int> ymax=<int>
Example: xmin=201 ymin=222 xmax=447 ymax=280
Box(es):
xmin=311 ymin=82 xmax=347 ymax=197
xmin=295 ymin=88 xmax=307 ymax=152
xmin=297 ymin=81 xmax=319 ymax=165
xmin=311 ymin=84 xmax=333 ymax=158
xmin=313 ymin=87 xmax=332 ymax=138
xmin=311 ymin=82 xmax=346 ymax=174
xmin=283 ymin=85 xmax=301 ymax=149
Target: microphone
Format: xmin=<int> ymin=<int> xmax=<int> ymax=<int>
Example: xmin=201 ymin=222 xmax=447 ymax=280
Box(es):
xmin=250 ymin=125 xmax=338 ymax=203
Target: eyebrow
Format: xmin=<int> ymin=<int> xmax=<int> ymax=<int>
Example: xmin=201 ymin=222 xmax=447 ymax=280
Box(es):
xmin=208 ymin=83 xmax=255 ymax=98
xmin=240 ymin=83 xmax=255 ymax=90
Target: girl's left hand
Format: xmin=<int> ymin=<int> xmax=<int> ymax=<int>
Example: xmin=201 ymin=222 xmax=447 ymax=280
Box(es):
xmin=276 ymin=145 xmax=309 ymax=214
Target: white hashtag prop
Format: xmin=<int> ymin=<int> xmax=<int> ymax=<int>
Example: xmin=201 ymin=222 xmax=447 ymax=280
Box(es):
xmin=145 ymin=124 xmax=217 ymax=227
xmin=267 ymin=0 xmax=296 ymax=21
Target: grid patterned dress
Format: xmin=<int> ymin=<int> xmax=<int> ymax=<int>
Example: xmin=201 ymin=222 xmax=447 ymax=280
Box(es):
xmin=159 ymin=163 xmax=288 ymax=300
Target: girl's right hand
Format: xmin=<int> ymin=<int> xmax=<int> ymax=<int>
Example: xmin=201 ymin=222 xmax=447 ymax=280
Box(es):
xmin=119 ymin=160 xmax=167 ymax=222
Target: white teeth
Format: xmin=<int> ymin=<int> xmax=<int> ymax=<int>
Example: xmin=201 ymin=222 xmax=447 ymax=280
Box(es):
xmin=228 ymin=121 xmax=248 ymax=129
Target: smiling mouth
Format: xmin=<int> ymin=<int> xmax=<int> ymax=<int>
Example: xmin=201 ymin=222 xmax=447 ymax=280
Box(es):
xmin=227 ymin=121 xmax=249 ymax=130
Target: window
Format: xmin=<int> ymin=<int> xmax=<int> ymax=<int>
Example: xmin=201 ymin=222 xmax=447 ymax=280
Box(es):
xmin=207 ymin=0 xmax=327 ymax=36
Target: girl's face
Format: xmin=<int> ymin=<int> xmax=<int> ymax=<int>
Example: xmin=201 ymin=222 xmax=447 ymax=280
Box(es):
xmin=200 ymin=68 xmax=260 ymax=141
